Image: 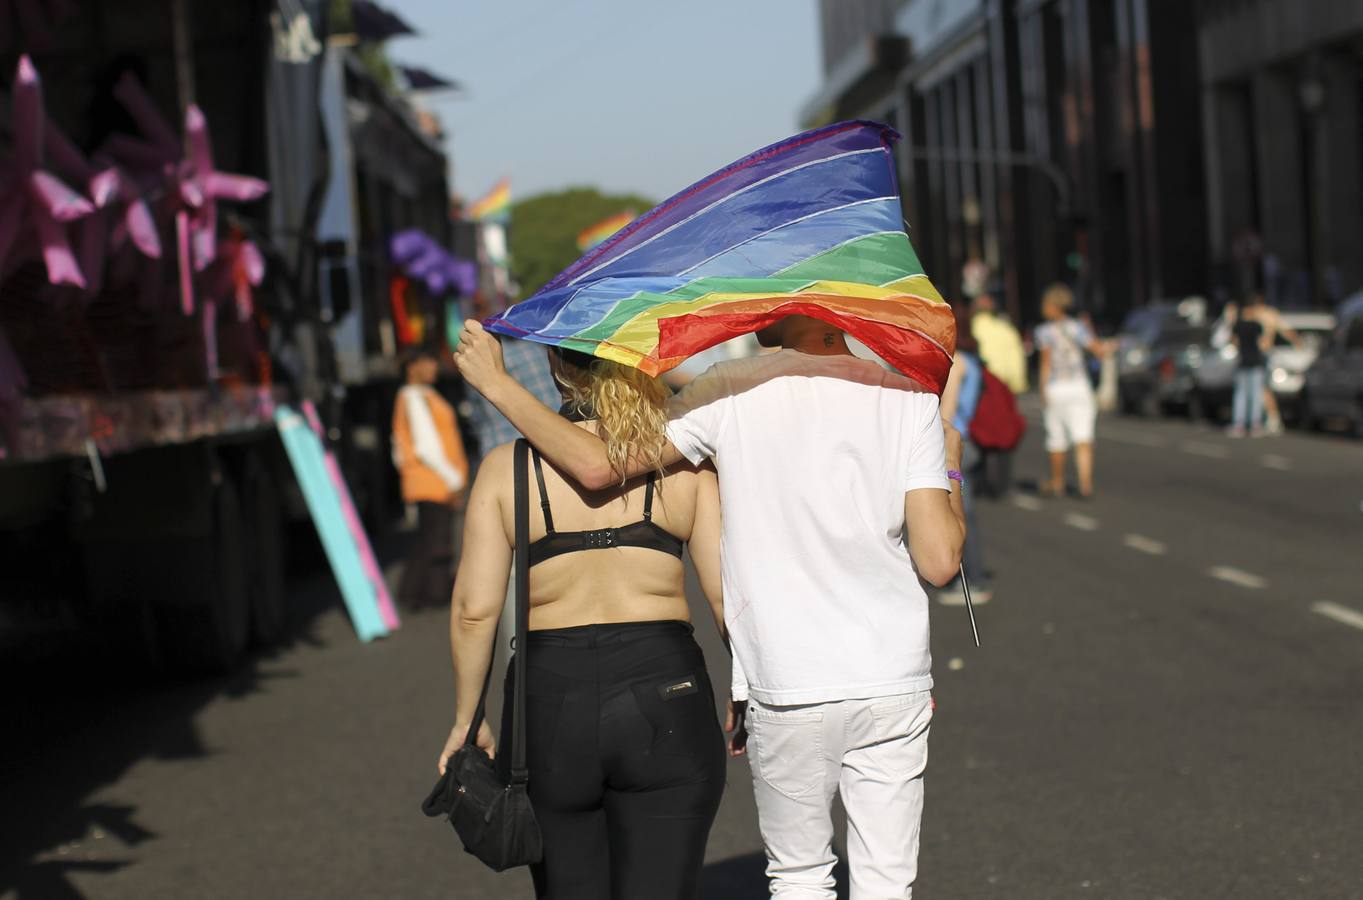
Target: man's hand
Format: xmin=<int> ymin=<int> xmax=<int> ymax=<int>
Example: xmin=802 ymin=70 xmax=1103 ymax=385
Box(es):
xmin=725 ymin=699 xmax=749 ymax=758
xmin=943 ymin=422 xmax=964 ymax=471
xmin=452 ymin=319 xmax=508 ymax=396
xmin=438 ymin=719 xmax=495 ymax=774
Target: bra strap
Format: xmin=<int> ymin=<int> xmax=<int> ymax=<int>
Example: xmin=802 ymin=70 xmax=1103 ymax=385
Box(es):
xmin=642 ymin=472 xmax=656 ymax=521
xmin=530 ymin=447 xmax=555 ymax=533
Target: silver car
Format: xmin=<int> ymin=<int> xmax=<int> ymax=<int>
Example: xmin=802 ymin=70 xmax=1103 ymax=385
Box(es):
xmin=1302 ymin=315 xmax=1363 ymax=434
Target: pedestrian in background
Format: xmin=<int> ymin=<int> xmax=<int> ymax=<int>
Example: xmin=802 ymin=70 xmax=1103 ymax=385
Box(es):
xmin=1245 ymin=295 xmax=1304 ymax=434
xmin=970 ymin=288 xmax=1027 ymax=495
xmin=1035 ymin=283 xmax=1107 ymax=499
xmin=971 ymin=292 xmax=1027 ymax=394
xmin=939 ymin=307 xmax=994 ymax=605
xmin=1229 ymin=292 xmax=1272 ymax=438
xmin=392 ymin=348 xmax=469 ymax=610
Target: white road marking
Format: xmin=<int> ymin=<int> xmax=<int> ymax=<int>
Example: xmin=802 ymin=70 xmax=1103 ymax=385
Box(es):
xmin=1261 ymin=454 xmax=1293 ymax=471
xmin=1179 ymin=441 xmax=1230 ymax=459
xmin=1123 ymin=534 xmax=1167 ymax=555
xmin=1012 ymin=495 xmax=1044 ymax=511
xmin=1064 ymin=513 xmax=1099 ymax=532
xmin=1207 ymin=565 xmax=1267 ymax=589
xmin=1312 ymin=602 xmax=1363 ymax=632
xmin=1105 ymin=432 xmax=1170 ymax=449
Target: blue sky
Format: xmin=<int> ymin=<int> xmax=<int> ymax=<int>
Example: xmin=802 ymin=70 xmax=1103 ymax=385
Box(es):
xmin=389 ymin=0 xmax=823 ymax=205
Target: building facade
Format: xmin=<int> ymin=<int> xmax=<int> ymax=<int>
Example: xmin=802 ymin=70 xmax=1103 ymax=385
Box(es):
xmin=1199 ymin=1 xmax=1363 ymax=309
xmin=807 ymin=0 xmax=1209 ymax=327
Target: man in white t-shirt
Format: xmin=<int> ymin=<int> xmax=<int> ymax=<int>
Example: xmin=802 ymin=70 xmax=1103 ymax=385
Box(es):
xmin=454 ymin=316 xmax=966 ymax=898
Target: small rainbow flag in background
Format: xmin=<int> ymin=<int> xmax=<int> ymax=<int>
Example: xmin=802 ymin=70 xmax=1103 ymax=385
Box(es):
xmin=467 ymin=178 xmax=511 ymax=222
xmin=576 ymin=210 xmax=635 ymax=252
xmin=484 ymin=121 xmax=955 ymax=392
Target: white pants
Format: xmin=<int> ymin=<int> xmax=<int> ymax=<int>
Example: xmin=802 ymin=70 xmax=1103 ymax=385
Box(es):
xmin=746 ymin=691 xmax=933 ymax=899
xmin=1043 ymin=378 xmax=1097 ymax=452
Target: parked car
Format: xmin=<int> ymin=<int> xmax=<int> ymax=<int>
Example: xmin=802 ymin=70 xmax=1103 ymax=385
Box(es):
xmin=1191 ymin=310 xmax=1335 ymax=423
xmin=1116 ymin=325 xmax=1213 ymax=416
xmin=1301 ymin=315 xmax=1363 ymax=434
xmin=1116 ymin=298 xmax=1208 ymax=416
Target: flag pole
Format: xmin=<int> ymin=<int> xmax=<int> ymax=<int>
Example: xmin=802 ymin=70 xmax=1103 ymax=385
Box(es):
xmin=959 ymin=564 xmax=981 ymax=647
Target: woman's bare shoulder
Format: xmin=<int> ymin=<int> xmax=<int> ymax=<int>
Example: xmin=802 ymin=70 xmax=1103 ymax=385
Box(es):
xmin=471 ymin=442 xmax=517 ymax=494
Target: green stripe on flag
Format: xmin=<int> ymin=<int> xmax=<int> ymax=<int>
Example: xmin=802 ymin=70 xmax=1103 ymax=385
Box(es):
xmin=776 ymin=232 xmax=922 ymax=284
xmin=574 ymin=277 xmax=813 ymax=343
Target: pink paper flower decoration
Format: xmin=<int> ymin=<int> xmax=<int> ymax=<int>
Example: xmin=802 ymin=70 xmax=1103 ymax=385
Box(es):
xmin=101 ymin=74 xmax=268 ymax=313
xmin=0 ymin=56 xmax=94 ymax=289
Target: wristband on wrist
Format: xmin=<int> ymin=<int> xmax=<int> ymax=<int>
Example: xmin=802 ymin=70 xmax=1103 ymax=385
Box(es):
xmin=946 ymin=469 xmax=964 ymax=485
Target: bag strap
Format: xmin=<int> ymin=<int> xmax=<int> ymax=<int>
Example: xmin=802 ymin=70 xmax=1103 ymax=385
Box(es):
xmin=510 ymin=439 xmax=531 ymax=784
xmin=462 ymin=439 xmax=532 ymax=790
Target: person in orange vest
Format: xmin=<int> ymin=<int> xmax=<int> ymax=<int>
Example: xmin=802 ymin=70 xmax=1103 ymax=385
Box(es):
xmin=392 ymin=347 xmax=469 ymax=610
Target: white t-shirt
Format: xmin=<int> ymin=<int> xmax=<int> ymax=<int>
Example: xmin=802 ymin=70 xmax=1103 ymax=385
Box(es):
xmin=1034 ymin=319 xmax=1095 ymax=387
xmin=666 ymin=349 xmax=949 ymax=706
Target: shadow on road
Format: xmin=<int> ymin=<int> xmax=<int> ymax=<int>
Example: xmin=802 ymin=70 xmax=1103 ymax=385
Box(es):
xmin=701 ymin=851 xmax=849 ymax=898
xmin=0 ymin=531 xmax=395 ymax=900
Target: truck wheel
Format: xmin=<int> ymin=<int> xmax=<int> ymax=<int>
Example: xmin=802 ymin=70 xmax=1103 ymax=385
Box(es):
xmin=154 ymin=474 xmax=249 ymax=674
xmin=79 ymin=540 xmax=163 ymax=670
xmin=241 ymin=455 xmax=287 ymax=647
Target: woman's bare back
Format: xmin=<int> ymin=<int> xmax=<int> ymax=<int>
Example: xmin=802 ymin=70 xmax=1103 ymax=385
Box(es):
xmin=482 ymin=430 xmax=711 ymax=630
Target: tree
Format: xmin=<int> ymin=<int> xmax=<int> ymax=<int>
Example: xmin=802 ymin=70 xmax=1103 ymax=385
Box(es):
xmin=508 ymin=188 xmax=654 ymax=297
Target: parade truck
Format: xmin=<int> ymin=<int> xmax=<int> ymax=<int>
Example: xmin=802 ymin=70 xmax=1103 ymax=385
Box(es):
xmin=0 ymin=0 xmax=455 ymax=671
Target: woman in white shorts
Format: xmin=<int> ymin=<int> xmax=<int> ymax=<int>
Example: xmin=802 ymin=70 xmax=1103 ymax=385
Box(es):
xmin=1034 ymin=283 xmax=1108 ymax=498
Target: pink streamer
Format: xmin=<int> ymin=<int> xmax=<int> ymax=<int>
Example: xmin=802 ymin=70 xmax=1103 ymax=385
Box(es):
xmin=202 ymin=299 xmax=218 ymax=379
xmin=176 ymin=210 xmax=194 ymax=315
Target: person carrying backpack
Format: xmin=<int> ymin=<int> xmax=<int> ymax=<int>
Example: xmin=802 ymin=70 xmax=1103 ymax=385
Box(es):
xmin=940 ymin=311 xmax=1005 ymax=605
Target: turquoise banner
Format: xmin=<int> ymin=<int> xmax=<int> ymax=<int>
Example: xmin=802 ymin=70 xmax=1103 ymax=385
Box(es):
xmin=275 ymin=406 xmax=389 ymax=642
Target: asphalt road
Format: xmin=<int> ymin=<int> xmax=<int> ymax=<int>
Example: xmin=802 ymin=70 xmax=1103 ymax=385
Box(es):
xmin=4 ymin=407 xmax=1361 ymax=900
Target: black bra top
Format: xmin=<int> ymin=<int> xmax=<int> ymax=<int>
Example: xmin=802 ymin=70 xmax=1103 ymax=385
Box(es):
xmin=526 ymin=448 xmax=685 ymax=568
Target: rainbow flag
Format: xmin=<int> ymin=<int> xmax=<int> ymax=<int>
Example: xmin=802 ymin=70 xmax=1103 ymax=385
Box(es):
xmin=577 ymin=210 xmax=635 ymax=252
xmin=484 ymin=121 xmax=955 ymax=392
xmin=467 ymin=178 xmax=511 ymax=222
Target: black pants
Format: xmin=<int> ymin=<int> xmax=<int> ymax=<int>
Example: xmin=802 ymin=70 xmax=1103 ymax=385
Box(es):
xmin=398 ymin=501 xmax=453 ymax=609
xmin=500 ymin=621 xmax=726 ymax=900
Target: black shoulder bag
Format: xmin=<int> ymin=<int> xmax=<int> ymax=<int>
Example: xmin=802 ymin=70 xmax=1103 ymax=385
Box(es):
xmin=421 ymin=439 xmax=542 ymax=870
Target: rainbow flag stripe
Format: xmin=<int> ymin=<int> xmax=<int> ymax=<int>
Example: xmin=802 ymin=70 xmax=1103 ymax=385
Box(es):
xmin=467 ymin=178 xmax=511 ymax=222
xmin=577 ymin=210 xmax=636 ymax=252
xmin=485 ymin=121 xmax=955 ymax=392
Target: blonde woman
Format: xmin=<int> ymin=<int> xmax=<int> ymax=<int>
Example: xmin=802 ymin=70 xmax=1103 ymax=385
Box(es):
xmin=437 ymin=345 xmax=726 ymax=900
xmin=1035 ymin=284 xmax=1109 ymax=498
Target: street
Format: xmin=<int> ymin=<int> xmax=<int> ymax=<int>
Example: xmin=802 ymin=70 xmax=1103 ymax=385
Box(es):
xmin=4 ymin=407 xmax=1362 ymax=900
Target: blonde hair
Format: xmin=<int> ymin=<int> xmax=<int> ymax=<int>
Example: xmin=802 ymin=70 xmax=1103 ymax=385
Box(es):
xmin=555 ymin=350 xmax=671 ymax=484
xmin=1042 ymin=282 xmax=1074 ymax=316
